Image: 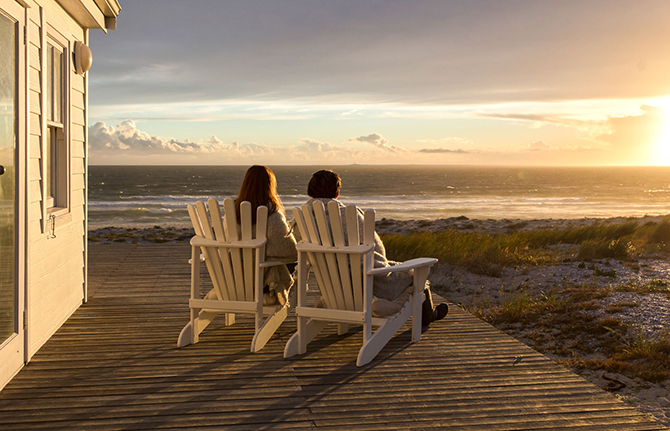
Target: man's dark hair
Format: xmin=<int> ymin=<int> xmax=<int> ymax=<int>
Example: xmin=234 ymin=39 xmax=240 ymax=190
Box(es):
xmin=307 ymin=169 xmax=341 ymax=199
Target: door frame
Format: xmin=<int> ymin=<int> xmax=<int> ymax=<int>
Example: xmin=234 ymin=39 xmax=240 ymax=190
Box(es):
xmin=0 ymin=0 xmax=27 ymax=391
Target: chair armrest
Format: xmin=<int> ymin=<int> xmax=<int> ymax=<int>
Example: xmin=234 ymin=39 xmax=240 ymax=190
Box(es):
xmin=191 ymin=236 xmax=267 ymax=249
xmin=296 ymin=241 xmax=374 ymax=255
xmin=367 ymin=257 xmax=438 ymax=275
xmin=260 ymin=259 xmax=296 ymax=268
xmin=187 ymin=253 xmax=206 ymax=264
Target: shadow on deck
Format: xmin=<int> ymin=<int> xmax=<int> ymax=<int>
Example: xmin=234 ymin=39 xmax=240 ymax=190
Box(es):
xmin=0 ymin=243 xmax=664 ymax=430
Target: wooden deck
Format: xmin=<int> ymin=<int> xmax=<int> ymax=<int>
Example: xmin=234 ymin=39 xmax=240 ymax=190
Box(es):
xmin=0 ymin=243 xmax=664 ymax=430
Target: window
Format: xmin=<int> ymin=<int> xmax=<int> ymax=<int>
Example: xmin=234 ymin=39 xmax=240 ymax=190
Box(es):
xmin=45 ymin=38 xmax=68 ymax=210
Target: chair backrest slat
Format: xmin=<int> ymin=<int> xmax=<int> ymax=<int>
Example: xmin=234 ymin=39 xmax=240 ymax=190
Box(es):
xmin=240 ymin=201 xmax=255 ymax=301
xmin=292 ymin=207 xmax=311 ymax=243
xmin=364 ymin=209 xmax=375 ymax=246
xmin=313 ymin=201 xmax=346 ymax=309
xmin=189 ymin=203 xmax=226 ymax=301
xmin=346 ymin=205 xmax=364 ymax=311
xmin=328 ymin=201 xmax=355 ymax=310
xmin=255 ymin=206 xmax=268 ymax=241
xmin=207 ymin=198 xmax=236 ymax=300
xmin=345 ymin=205 xmax=360 ymax=246
xmin=224 ymin=198 xmax=246 ymax=301
xmin=299 ymin=204 xmax=336 ymax=308
xmin=209 ymin=198 xmax=227 ymax=241
xmin=255 ymin=206 xmax=269 ymax=301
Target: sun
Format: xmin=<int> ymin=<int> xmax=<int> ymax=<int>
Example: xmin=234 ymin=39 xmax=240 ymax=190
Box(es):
xmin=645 ymin=97 xmax=670 ymax=166
xmin=651 ymin=109 xmax=670 ymax=165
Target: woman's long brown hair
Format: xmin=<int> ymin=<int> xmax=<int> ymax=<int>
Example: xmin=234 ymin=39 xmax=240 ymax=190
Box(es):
xmin=234 ymin=165 xmax=283 ymax=224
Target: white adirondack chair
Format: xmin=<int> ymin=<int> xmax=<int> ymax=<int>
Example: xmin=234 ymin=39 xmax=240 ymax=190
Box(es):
xmin=284 ymin=200 xmax=438 ymax=366
xmin=177 ymin=198 xmax=292 ymax=352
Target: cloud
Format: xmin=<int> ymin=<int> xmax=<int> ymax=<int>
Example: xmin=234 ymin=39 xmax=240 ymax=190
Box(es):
xmin=525 ymin=141 xmax=550 ymax=151
xmin=89 ymin=120 xmax=366 ymax=164
xmin=90 ymin=2 xmax=670 ymax=108
xmin=89 ymin=120 xmax=232 ymax=154
xmin=480 ymin=112 xmax=599 ymax=130
xmin=348 ymin=133 xmax=407 ymax=153
xmin=599 ymin=105 xmax=665 ymax=146
xmin=419 ymin=148 xmax=468 ymax=154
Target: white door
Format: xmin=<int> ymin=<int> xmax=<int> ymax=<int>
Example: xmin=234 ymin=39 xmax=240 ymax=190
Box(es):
xmin=0 ymin=0 xmax=25 ymax=390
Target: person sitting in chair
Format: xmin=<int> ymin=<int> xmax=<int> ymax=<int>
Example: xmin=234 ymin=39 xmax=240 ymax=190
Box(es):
xmin=299 ymin=169 xmax=448 ymax=326
xmin=228 ymin=165 xmax=297 ymax=306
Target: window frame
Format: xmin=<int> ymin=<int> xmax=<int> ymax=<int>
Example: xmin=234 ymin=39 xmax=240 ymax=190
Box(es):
xmin=44 ymin=28 xmax=70 ymax=218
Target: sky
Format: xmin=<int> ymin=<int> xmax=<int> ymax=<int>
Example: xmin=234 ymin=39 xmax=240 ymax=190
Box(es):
xmin=88 ymin=0 xmax=670 ymax=166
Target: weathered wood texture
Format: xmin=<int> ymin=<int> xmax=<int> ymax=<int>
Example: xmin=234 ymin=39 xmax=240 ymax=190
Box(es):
xmin=0 ymin=243 xmax=663 ymax=430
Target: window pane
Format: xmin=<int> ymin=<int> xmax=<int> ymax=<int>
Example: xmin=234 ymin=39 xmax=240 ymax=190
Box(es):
xmin=46 ymin=126 xmax=52 ymax=198
xmin=0 ymin=11 xmax=17 ymax=342
xmin=47 ymin=44 xmax=53 ymax=122
xmin=54 ymin=49 xmax=61 ymax=123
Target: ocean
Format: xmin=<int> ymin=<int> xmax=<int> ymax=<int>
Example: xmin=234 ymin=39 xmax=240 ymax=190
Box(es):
xmin=88 ymin=165 xmax=670 ymax=228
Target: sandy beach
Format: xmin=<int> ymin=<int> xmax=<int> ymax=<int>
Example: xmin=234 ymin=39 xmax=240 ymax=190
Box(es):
xmin=88 ymin=214 xmax=670 ymax=426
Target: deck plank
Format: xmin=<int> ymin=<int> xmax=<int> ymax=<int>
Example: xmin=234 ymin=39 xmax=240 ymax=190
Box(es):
xmin=0 ymin=243 xmax=664 ymax=430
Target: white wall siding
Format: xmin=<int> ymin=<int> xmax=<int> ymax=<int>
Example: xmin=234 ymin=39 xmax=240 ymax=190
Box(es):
xmin=26 ymin=0 xmax=88 ymax=360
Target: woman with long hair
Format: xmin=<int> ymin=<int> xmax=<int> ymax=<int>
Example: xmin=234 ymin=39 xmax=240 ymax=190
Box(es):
xmin=227 ymin=165 xmax=297 ymax=305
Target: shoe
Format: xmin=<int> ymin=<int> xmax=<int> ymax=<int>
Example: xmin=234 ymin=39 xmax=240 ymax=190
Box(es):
xmin=433 ymin=303 xmax=448 ymax=321
xmin=263 ymin=291 xmax=278 ymax=306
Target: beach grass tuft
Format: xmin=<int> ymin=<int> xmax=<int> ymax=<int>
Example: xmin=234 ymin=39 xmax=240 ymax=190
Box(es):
xmin=382 ymin=217 xmax=670 ymax=276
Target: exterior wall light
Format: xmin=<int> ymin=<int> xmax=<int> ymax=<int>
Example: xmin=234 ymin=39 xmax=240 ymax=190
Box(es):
xmin=74 ymin=41 xmax=92 ymax=75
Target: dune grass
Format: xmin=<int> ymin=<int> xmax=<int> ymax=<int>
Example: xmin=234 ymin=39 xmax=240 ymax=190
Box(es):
xmin=468 ymin=281 xmax=670 ymax=383
xmin=382 ymin=217 xmax=670 ymax=384
xmin=381 ymin=217 xmax=670 ymax=276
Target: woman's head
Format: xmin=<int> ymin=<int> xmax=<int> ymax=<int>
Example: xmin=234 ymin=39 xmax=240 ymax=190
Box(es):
xmin=235 ymin=165 xmax=282 ymax=223
xmin=307 ymin=169 xmax=341 ymax=199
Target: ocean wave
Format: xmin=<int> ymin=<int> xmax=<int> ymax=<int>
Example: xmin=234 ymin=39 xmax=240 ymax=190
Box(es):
xmin=520 ymin=197 xmax=588 ymax=203
xmin=117 ymin=194 xmax=228 ymax=202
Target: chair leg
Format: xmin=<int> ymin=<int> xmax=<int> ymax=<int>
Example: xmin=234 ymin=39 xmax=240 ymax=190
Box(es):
xmin=337 ymin=323 xmax=349 ymax=335
xmin=177 ymin=321 xmax=193 ymax=347
xmin=284 ymin=318 xmax=328 ymax=358
xmin=357 ymin=305 xmax=412 ymax=366
xmin=412 ymin=288 xmax=423 ymax=343
xmin=412 ymin=267 xmax=430 ymax=343
xmin=225 ymin=313 xmax=236 ymax=326
xmin=251 ymin=305 xmax=288 ymax=353
xmin=177 ymin=309 xmax=218 ymax=347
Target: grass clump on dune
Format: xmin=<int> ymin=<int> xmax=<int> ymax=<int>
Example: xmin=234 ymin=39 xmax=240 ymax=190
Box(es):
xmin=381 ymin=217 xmax=670 ymax=276
xmin=381 ymin=230 xmax=552 ymax=277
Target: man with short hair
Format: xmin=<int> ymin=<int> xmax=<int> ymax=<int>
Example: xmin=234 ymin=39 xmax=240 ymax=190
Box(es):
xmin=300 ymin=169 xmax=448 ymax=325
